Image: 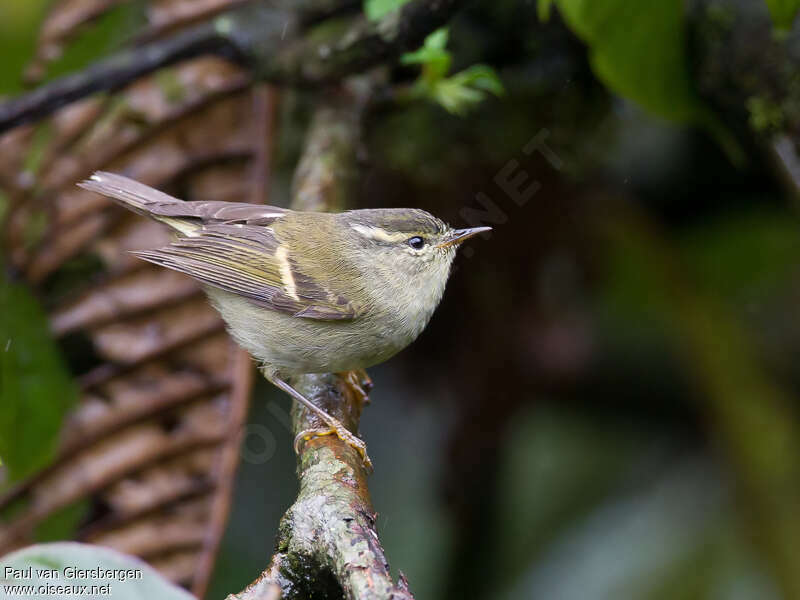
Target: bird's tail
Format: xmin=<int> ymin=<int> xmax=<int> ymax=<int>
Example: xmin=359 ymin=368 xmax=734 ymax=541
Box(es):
xmin=78 ymin=171 xmax=181 ymax=215
xmin=78 ymin=171 xmax=183 ymax=217
xmin=78 ymin=171 xmax=198 ymax=235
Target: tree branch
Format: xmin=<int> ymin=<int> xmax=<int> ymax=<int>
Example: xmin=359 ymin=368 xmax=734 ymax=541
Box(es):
xmin=0 ymin=0 xmax=462 ymax=133
xmin=250 ymin=0 xmax=463 ymax=83
xmin=228 ymin=86 xmax=414 ymax=600
xmin=0 ymin=21 xmax=243 ymax=132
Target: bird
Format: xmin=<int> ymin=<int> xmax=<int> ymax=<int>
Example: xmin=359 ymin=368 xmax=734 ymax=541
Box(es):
xmin=79 ymin=171 xmax=490 ymax=467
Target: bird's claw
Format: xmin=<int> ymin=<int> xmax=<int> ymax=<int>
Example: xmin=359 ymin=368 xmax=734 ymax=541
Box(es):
xmin=294 ymin=423 xmax=373 ymax=471
xmin=339 ymin=369 xmax=373 ymax=405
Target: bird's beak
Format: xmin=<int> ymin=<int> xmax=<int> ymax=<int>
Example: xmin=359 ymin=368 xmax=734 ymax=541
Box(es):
xmin=436 ymin=226 xmax=492 ymax=249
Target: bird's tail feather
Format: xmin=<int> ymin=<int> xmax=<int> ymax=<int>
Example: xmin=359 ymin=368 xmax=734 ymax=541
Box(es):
xmin=78 ymin=171 xmax=199 ymax=235
xmin=78 ymin=171 xmax=182 ymax=215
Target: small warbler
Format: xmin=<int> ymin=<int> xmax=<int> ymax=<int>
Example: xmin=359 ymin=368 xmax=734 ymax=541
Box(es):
xmin=80 ymin=172 xmax=489 ymax=467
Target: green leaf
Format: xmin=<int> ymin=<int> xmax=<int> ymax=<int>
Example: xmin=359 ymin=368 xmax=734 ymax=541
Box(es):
xmin=363 ymin=0 xmax=412 ymax=21
xmin=34 ymin=500 xmax=90 ymax=543
xmin=538 ymin=0 xmax=554 ymax=21
xmin=552 ymin=0 xmax=743 ymax=163
xmin=421 ymin=27 xmax=448 ymax=51
xmin=765 ymin=0 xmax=800 ymax=30
xmin=432 ymin=80 xmax=485 ymax=115
xmin=0 ymin=275 xmax=77 ymax=484
xmin=451 ymin=64 xmax=505 ymax=96
xmin=44 ymin=2 xmax=146 ymax=82
xmin=401 ymin=31 xmax=449 ymax=64
xmin=0 ymin=0 xmax=50 ymax=95
xmin=554 ymin=0 xmax=697 ymax=122
xmin=0 ymin=543 xmax=195 ymax=599
xmin=430 ymin=64 xmax=505 ymax=115
xmin=399 ymin=26 xmax=504 ymax=116
xmin=401 ymin=28 xmax=452 ymax=83
xmin=22 ymin=123 xmax=53 ymax=179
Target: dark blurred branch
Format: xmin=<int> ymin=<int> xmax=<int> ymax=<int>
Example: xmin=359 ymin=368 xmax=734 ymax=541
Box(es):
xmin=0 ymin=0 xmax=462 ymax=133
xmin=597 ymin=201 xmax=800 ymax=600
xmin=771 ymin=134 xmax=800 ymax=198
xmin=0 ymin=21 xmax=244 ymax=132
xmin=229 ymin=88 xmax=413 ymax=600
xmin=685 ymin=15 xmax=800 ymax=588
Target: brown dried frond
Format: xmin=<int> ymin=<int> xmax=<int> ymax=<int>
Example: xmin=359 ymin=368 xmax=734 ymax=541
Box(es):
xmin=0 ymin=6 xmax=277 ymax=596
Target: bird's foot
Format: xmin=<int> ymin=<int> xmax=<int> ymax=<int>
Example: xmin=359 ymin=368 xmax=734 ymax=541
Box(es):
xmin=294 ymin=419 xmax=373 ymax=471
xmin=338 ymin=368 xmax=373 ymax=406
xmin=265 ymin=371 xmax=373 ymax=470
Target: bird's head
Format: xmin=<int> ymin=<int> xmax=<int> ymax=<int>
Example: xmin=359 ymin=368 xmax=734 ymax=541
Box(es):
xmin=338 ymin=208 xmax=490 ymax=294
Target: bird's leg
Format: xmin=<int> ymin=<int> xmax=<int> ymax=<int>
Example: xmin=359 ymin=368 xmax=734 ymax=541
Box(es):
xmin=265 ymin=371 xmax=372 ymax=470
xmin=337 ymin=368 xmax=373 ymax=406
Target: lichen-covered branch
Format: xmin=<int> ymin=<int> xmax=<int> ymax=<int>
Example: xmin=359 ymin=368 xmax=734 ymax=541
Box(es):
xmin=290 ymin=96 xmax=362 ymax=213
xmin=0 ymin=0 xmax=462 ymax=133
xmin=228 ymin=87 xmax=414 ymax=600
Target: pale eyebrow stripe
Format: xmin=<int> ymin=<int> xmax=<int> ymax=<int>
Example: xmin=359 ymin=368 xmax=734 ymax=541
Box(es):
xmin=275 ymin=245 xmax=300 ymax=300
xmin=350 ymin=224 xmax=409 ymax=243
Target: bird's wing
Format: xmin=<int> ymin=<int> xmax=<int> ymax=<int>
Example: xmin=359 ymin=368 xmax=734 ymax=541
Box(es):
xmin=79 ymin=171 xmax=352 ymax=320
xmin=133 ymin=223 xmax=356 ymax=321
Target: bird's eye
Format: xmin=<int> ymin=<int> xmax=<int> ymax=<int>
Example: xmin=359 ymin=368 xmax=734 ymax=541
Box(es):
xmin=407 ymin=236 xmax=425 ymax=250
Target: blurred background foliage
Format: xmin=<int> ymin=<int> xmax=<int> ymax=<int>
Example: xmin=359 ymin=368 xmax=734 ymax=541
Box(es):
xmin=2 ymin=0 xmax=800 ymax=599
